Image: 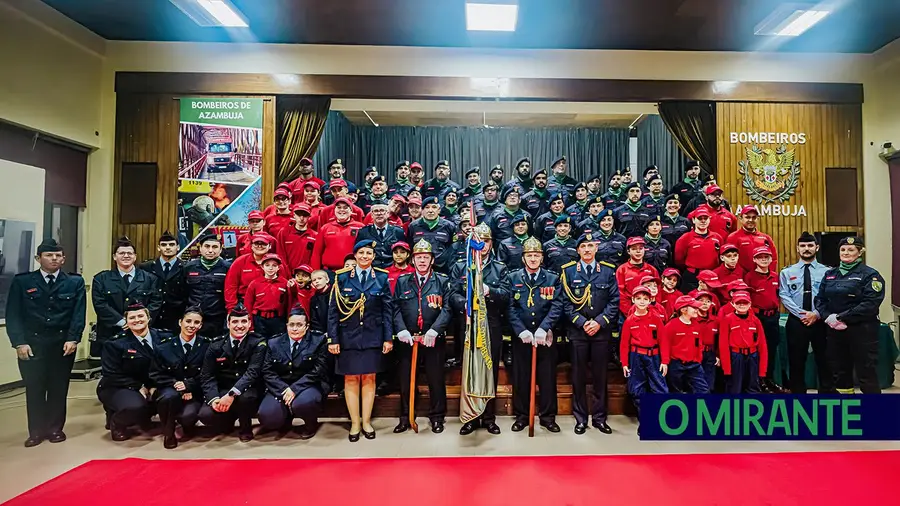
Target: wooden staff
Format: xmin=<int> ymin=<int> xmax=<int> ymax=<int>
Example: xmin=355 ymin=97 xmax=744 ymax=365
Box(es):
xmin=528 ymin=340 xmax=537 ymax=437
xmin=408 ymin=339 xmax=420 ymax=433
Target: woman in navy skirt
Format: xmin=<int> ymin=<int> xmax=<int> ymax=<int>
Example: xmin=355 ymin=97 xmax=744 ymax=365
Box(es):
xmin=328 ymin=240 xmax=394 ymax=441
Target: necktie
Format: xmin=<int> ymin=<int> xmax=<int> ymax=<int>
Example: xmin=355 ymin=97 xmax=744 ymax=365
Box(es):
xmin=47 ymin=274 xmax=56 ymax=287
xmin=378 ymin=228 xmax=385 ymax=241
xmin=232 ymin=339 xmax=240 ymax=350
xmin=802 ymin=264 xmax=813 ymax=311
xmin=140 ymin=338 xmax=152 ymax=353
xmin=530 ymin=273 xmax=537 ymax=285
xmin=419 ymin=276 xmax=426 ymax=287
xmin=291 ymin=340 xmax=301 ymax=359
xmin=360 ymin=270 xmax=368 ymax=285
xmin=183 ymin=343 xmax=192 ymax=355
xmin=123 ymin=274 xmax=131 ymax=286
xmin=163 ymin=262 xmax=171 ymax=277
xmin=585 ymin=265 xmax=593 ymax=278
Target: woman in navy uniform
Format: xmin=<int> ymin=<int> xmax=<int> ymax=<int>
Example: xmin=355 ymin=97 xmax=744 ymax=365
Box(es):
xmin=814 ymin=236 xmax=886 ymax=394
xmin=594 ymin=209 xmax=627 ymax=266
xmin=328 ymin=240 xmax=394 ymax=441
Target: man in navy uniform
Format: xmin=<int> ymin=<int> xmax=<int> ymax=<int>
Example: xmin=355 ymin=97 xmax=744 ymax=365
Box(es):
xmin=183 ymin=233 xmax=231 ymax=338
xmin=502 ymin=157 xmax=533 ymax=196
xmin=393 ymin=239 xmax=453 ymax=434
xmin=389 ymin=160 xmax=417 ymax=198
xmin=423 ymin=160 xmax=460 ymax=201
xmin=459 ymin=167 xmax=483 ymax=206
xmin=259 ymin=308 xmax=330 ymax=439
xmin=600 ymin=169 xmax=625 ymax=210
xmin=199 ymin=305 xmax=266 ymax=441
xmin=475 ymin=180 xmax=501 ymax=221
xmin=560 ymin=233 xmax=620 ymax=434
xmin=357 ymin=203 xmax=406 ymax=269
xmin=6 ymin=238 xmax=86 ymax=447
xmin=613 ymin=183 xmax=650 ymax=238
xmin=139 ymin=231 xmax=185 ymax=332
xmin=534 ymin=192 xmax=567 ymax=243
xmin=669 ymin=161 xmax=702 ymax=214
xmin=408 ymin=197 xmax=457 ymax=273
xmin=546 ymin=156 xmax=578 ymax=203
xmin=97 ymin=303 xmax=165 ymax=442
xmin=91 ymin=237 xmax=162 ymax=353
xmin=486 ymin=186 xmax=532 ymax=244
xmin=508 ymin=237 xmax=564 ymax=433
xmin=499 ymin=215 xmax=530 ymax=271
xmin=150 ymin=307 xmax=210 ymax=449
xmin=520 ymin=168 xmax=551 ymax=219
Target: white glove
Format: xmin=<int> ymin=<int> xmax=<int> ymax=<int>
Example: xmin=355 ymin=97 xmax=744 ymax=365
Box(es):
xmin=824 ymin=314 xmax=840 ymax=329
xmin=518 ymin=330 xmax=534 ymax=344
xmin=482 ymin=283 xmax=490 ymax=295
xmin=833 ymin=320 xmax=848 ymax=330
xmin=542 ymin=329 xmax=554 ymax=347
xmin=396 ymin=330 xmax=414 ymax=345
xmin=534 ymin=328 xmax=548 ymax=346
xmin=424 ymin=329 xmax=438 ymax=348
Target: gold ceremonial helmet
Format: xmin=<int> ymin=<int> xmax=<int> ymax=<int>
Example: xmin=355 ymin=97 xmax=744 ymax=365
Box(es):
xmin=413 ymin=239 xmax=433 ymax=255
xmin=522 ymin=236 xmax=543 ymax=253
xmin=474 ymin=222 xmax=492 ymax=240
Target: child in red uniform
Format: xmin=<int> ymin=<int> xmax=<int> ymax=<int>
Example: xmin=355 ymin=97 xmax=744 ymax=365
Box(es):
xmin=385 ymin=241 xmax=414 ymax=292
xmin=690 ymin=270 xmax=723 ymax=308
xmin=661 ymin=296 xmax=709 ymax=394
xmin=712 ymin=243 xmax=744 ymax=302
xmin=718 ymin=292 xmax=768 ymax=393
xmin=616 ymin=237 xmax=660 ymax=317
xmin=743 ymin=246 xmax=782 ymax=392
xmin=288 ymin=264 xmax=314 ymax=315
xmin=694 ymin=290 xmax=720 ymax=391
xmin=634 ymin=275 xmax=668 ymax=320
xmin=659 ymin=268 xmax=683 ymax=318
xmin=244 ymin=253 xmax=290 ymax=338
xmin=620 ymin=286 xmax=668 ymax=432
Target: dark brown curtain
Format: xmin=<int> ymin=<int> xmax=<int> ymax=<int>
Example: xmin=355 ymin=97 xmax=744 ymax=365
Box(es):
xmin=277 ymin=96 xmax=331 ymax=183
xmin=657 ymin=101 xmax=717 ymax=177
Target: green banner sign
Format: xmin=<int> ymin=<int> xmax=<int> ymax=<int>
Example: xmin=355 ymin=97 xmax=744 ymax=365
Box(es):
xmin=180 ymin=97 xmax=263 ymax=128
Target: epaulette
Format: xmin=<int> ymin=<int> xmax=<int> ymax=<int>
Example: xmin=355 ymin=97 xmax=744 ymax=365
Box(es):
xmin=373 ymin=267 xmax=388 ymax=273
xmin=110 ymin=331 xmax=127 ymax=341
xmin=158 ymin=335 xmax=175 ymax=344
xmin=435 ymin=272 xmax=449 ymax=281
xmin=257 ymin=340 xmax=267 ymax=347
xmin=334 ymin=267 xmax=352 ymax=274
xmin=561 ymin=261 xmax=577 ymax=269
xmin=210 ymin=335 xmax=226 ymax=342
xmin=600 ymin=261 xmax=616 ymax=269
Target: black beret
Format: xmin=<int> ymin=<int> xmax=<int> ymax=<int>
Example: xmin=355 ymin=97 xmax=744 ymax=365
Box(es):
xmin=646 ymin=215 xmax=662 ymax=227
xmin=197 ymin=232 xmax=221 ymax=245
xmin=642 ymin=165 xmax=659 ymax=178
xmin=590 ymin=196 xmax=605 ymax=205
xmin=702 ymin=174 xmax=717 ymax=185
xmin=328 ymin=158 xmax=343 ymax=168
xmin=599 ymin=209 xmax=615 ymax=219
xmin=444 ymin=188 xmax=459 ymax=197
xmin=483 ymin=181 xmax=499 ymax=191
xmin=648 ymin=174 xmax=663 ymax=184
xmin=554 ymin=215 xmax=573 ymax=226
xmin=490 ymin=164 xmax=503 ymax=173
xmin=395 ymin=160 xmax=410 ymax=171
xmin=798 ymin=231 xmax=818 ymax=244
xmin=573 ymin=182 xmax=587 ymax=192
xmin=159 ymin=230 xmax=177 ymax=243
xmin=611 ymin=168 xmax=623 ymax=178
xmin=515 ymin=157 xmax=531 ymax=169
xmin=532 ymin=169 xmax=547 ymax=180
xmin=422 ymin=196 xmax=440 ymax=207
xmin=587 ymin=174 xmax=603 ymax=182
xmin=839 ymin=236 xmax=864 ymax=248
xmin=665 ymin=193 xmax=681 ymax=203
xmin=363 ymin=166 xmax=378 ymax=176
xmin=229 ymin=303 xmax=249 ymax=318
xmin=576 ymin=232 xmax=596 ymax=247
xmin=549 ymin=192 xmax=565 ymax=204
xmin=501 ymin=186 xmax=520 ymax=202
xmin=37 ymin=238 xmax=63 ymax=255
xmin=511 ymin=214 xmax=528 ymax=224
xmin=289 ymin=306 xmax=308 ymax=319
xmin=371 ymin=175 xmax=386 ymax=183
xmin=465 ymin=167 xmax=480 ymax=178
xmin=550 ymin=156 xmax=567 ymax=169
xmin=624 ymin=182 xmax=642 ymax=192
xmin=685 ymin=160 xmax=701 ymax=171
xmin=434 ymin=160 xmax=450 ymax=169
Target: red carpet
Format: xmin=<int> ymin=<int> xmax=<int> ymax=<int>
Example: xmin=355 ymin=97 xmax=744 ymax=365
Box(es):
xmin=6 ymin=451 xmax=898 ymax=506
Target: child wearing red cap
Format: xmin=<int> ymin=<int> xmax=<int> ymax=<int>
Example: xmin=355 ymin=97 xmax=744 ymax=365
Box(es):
xmin=237 ymin=210 xmax=267 ymax=256
xmin=620 ymin=286 xmax=668 ymax=432
xmin=658 ymin=268 xmax=683 ymax=318
xmin=712 ymin=243 xmax=744 ymax=301
xmin=244 ymin=254 xmax=290 ymax=338
xmin=661 ymin=296 xmax=709 ymax=393
xmin=743 ymin=245 xmax=781 ymax=392
xmin=616 ymin=237 xmax=659 ymax=317
xmin=386 ymin=241 xmax=414 ymax=292
xmin=718 ymin=292 xmax=768 ymax=393
xmin=288 ymin=264 xmax=314 ymax=315
xmin=694 ymin=291 xmax=720 ymax=391
xmin=265 ymin=187 xmax=295 ymax=238
xmin=632 ymin=275 xmax=667 ymax=320
xmin=674 ymin=206 xmax=723 ymax=292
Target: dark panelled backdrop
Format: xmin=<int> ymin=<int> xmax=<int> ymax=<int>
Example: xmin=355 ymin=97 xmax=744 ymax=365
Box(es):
xmin=313 ymin=112 xmax=630 ymax=185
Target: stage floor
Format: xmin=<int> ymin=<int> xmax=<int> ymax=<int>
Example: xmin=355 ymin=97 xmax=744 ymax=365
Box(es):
xmin=2 ymin=381 xmax=900 ymax=503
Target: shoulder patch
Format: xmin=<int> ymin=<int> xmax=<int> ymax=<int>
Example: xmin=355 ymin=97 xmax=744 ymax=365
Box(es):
xmin=373 ymin=267 xmax=388 ymax=273
xmin=257 ymin=341 xmax=267 ymax=347
xmin=599 ymin=261 xmax=616 ymax=269
xmin=334 ymin=267 xmax=352 ymax=274
xmin=561 ymin=261 xmax=577 ymax=269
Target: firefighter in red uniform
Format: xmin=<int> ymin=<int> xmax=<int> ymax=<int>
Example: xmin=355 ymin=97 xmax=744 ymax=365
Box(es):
xmin=696 ymin=185 xmax=736 ymax=239
xmin=727 ymin=205 xmax=777 ymax=273
xmin=314 ymin=179 xmax=365 ymax=227
xmin=661 ymin=296 xmax=709 ymax=393
xmin=659 ymin=268 xmax=683 ymax=317
xmin=310 ymin=198 xmax=364 ymax=272
xmin=743 ymin=246 xmax=782 ymax=392
xmin=620 ymin=285 xmax=667 ymax=434
xmin=265 ymin=187 xmax=294 ymax=238
xmin=300 ymin=181 xmax=325 ymax=230
xmin=712 ymin=243 xmax=743 ymax=302
xmin=386 ymin=241 xmax=414 ymax=292
xmin=225 ymin=232 xmax=276 ymax=311
xmin=615 ymin=237 xmax=659 ymax=317
xmin=674 ymin=206 xmax=723 ymax=292
xmin=691 ymin=270 xmax=722 ymax=308
xmin=287 ymin=157 xmax=326 ymax=195
xmin=719 ymin=281 xmax=750 ymax=318
xmin=244 ymin=253 xmax=290 ymax=338
xmin=263 ymin=183 xmax=291 ymax=218
xmin=718 ymin=291 xmax=768 ymax=393
xmin=694 ymin=290 xmax=719 ymax=391
xmin=237 ymin=210 xmax=267 ymax=256
xmin=277 ymin=203 xmax=317 ymax=274
xmin=288 ymin=264 xmax=314 ymax=315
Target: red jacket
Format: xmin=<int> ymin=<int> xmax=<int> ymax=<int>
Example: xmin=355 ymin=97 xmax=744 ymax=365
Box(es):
xmin=712 ymin=263 xmax=744 ymax=302
xmin=313 ymin=202 xmax=365 ymax=229
xmin=662 ymin=317 xmax=703 ymax=364
xmin=620 ymin=311 xmax=667 ymax=367
xmin=727 ymin=228 xmax=778 ymax=273
xmin=615 ymin=262 xmax=659 ymax=315
xmin=265 ymin=212 xmax=294 ymax=238
xmin=245 ymin=276 xmax=291 ymax=317
xmin=698 ymin=204 xmax=737 ymax=240
xmin=696 ymin=312 xmax=718 ymax=349
xmin=306 ymin=201 xmax=326 ymax=231
xmin=277 ymin=226 xmax=317 ymax=274
xmin=718 ymin=311 xmax=768 ymax=376
xmin=236 ymin=230 xmax=276 ymax=257
xmin=688 ymin=288 xmax=721 ymax=309
xmin=657 ymin=288 xmax=682 ymax=319
xmin=225 ymin=254 xmax=268 ymax=311
xmin=743 ymin=269 xmax=780 ymax=312
xmin=674 ymin=230 xmax=723 ymax=272
xmin=288 ymin=175 xmax=326 ymax=195
xmin=310 ymin=219 xmax=364 ymax=271
xmin=387 ymin=264 xmax=415 ymax=293
xmin=289 ymin=283 xmax=314 ymax=315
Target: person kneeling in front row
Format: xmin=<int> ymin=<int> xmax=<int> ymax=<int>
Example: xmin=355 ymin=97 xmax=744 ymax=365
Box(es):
xmin=258 ymin=308 xmax=329 ymax=439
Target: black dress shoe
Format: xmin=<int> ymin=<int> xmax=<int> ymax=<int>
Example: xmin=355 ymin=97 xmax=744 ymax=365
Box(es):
xmin=574 ymin=423 xmax=587 ymax=435
xmin=511 ymin=420 xmax=528 ymax=432
xmin=593 ymin=422 xmax=612 ymax=434
xmin=361 ymin=427 xmax=376 ymax=440
xmin=296 ymin=423 xmax=318 ymax=440
xmin=239 ymin=431 xmax=254 ymax=442
xmin=48 ymin=431 xmax=66 ymax=443
xmin=541 ymin=421 xmax=561 ymax=433
xmin=24 ymin=436 xmax=43 ymax=448
xmin=111 ymin=429 xmax=130 ymax=442
xmin=431 ymin=421 xmax=444 ymax=434
xmin=393 ymin=421 xmax=410 ymax=434
xmin=484 ymin=422 xmax=501 ymax=435
xmin=163 ymin=435 xmax=178 ymax=449
xmin=348 ymin=431 xmax=361 ymax=442
xmin=459 ymin=421 xmax=478 ymax=435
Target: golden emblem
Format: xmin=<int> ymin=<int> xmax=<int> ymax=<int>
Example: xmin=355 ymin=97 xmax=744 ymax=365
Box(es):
xmin=738 ymin=144 xmax=800 ymax=203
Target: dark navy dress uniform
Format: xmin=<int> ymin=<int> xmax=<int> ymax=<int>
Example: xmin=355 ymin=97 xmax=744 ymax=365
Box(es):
xmin=150 ymin=335 xmax=211 ymax=439
xmin=183 ymin=258 xmax=230 ymax=338
xmin=356 ymin=224 xmax=406 ymax=269
xmin=258 ymin=332 xmax=330 ymax=431
xmin=485 ymin=207 xmax=532 ymax=245
xmin=407 ymin=217 xmax=457 ymax=273
xmin=139 ymin=258 xmax=185 ymax=332
xmin=393 ymin=271 xmax=453 ymax=426
xmin=565 ymin=201 xmax=590 ymax=223
xmin=543 ymin=236 xmax=579 ymax=274
xmin=534 ymin=211 xmax=565 ymax=243
xmin=643 ymin=236 xmax=672 ymax=273
xmin=575 ymin=215 xmax=601 ymax=237
xmin=661 ymin=213 xmax=691 ymax=250
xmin=814 ymin=246 xmax=885 ymax=394
xmin=560 ymin=256 xmax=620 ymax=427
xmin=600 ymin=189 xmax=624 ymax=210
xmin=97 ymin=329 xmax=166 ymax=432
xmin=499 ymin=236 xmax=528 ymax=271
xmin=91 ymin=268 xmax=162 ymax=349
xmin=199 ymin=333 xmax=267 ymax=434
xmin=521 ymin=189 xmax=550 ymax=219
xmin=6 ymin=269 xmax=86 ymax=440
xmin=327 ymin=266 xmax=394 ymax=374
xmin=595 ymin=230 xmax=628 ymax=266
xmin=613 ymin=203 xmax=650 ymax=238
xmin=507 ymin=267 xmax=564 ymax=426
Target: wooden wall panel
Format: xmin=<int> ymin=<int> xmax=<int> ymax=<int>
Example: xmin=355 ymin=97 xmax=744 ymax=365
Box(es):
xmin=716 ymin=103 xmax=863 ymax=265
xmin=113 ymin=94 xmax=276 ymax=263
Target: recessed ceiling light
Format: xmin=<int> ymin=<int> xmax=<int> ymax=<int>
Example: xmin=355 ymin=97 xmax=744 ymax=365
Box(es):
xmin=755 ymin=6 xmax=829 ymax=37
xmin=170 ymin=0 xmax=249 ymax=28
xmin=466 ymin=2 xmax=518 ymax=32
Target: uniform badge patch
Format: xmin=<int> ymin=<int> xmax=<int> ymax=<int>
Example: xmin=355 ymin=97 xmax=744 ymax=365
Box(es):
xmin=872 ymin=279 xmax=883 ymax=292
xmin=514 ymin=292 xmax=520 ymax=300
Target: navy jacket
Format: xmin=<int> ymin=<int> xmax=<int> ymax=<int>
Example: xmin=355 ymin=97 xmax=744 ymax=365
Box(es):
xmin=327 ymin=267 xmax=394 ymax=349
xmin=91 ymin=268 xmax=162 ymax=340
xmin=183 ymin=258 xmax=230 ymax=320
xmin=263 ymin=332 xmax=330 ymax=395
xmin=814 ymin=263 xmax=885 ymax=325
xmin=139 ymin=258 xmax=186 ymax=330
xmin=392 ymin=271 xmax=453 ymax=335
xmin=150 ymin=335 xmax=211 ymax=397
xmin=98 ymin=329 xmax=166 ymax=390
xmin=559 ymin=260 xmax=620 ymax=341
xmin=507 ymin=268 xmax=564 ymax=335
xmin=6 ymin=270 xmax=86 ymax=347
xmin=356 ymin=224 xmax=407 ymax=269
xmin=201 ymin=333 xmax=266 ymax=402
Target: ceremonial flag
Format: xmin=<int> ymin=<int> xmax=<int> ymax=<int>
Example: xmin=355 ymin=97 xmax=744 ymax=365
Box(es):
xmin=460 ymin=202 xmax=495 ymax=423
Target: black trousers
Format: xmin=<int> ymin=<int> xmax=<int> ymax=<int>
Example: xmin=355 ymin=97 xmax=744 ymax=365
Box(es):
xmin=397 ymin=338 xmax=447 ymax=423
xmin=17 ymin=342 xmax=76 ymax=438
xmin=197 ymin=315 xmax=226 ymax=339
xmin=473 ymin=318 xmax=504 ymax=425
xmin=97 ymin=387 xmax=155 ymax=430
xmin=197 ymin=390 xmax=260 ymax=433
xmin=785 ymin=316 xmax=831 ymax=393
xmin=826 ymin=321 xmax=881 ymax=394
xmin=511 ymin=337 xmax=558 ymax=424
xmin=680 ymin=269 xmax=700 ymax=294
xmin=757 ymin=313 xmax=781 ymax=379
xmin=253 ymin=315 xmax=286 ymax=339
xmin=155 ymin=387 xmax=203 ymax=437
xmin=570 ymin=333 xmax=610 ymax=425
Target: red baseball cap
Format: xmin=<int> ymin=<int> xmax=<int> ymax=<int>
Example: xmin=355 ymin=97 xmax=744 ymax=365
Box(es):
xmin=303 ymin=180 xmax=321 ymax=191
xmin=639 ymin=275 xmax=659 ymax=286
xmin=248 ymin=210 xmax=264 ymax=221
xmin=626 ymin=236 xmax=646 ymax=248
xmin=694 ymin=290 xmax=713 ymax=300
xmin=753 ymin=246 xmax=773 ymax=258
xmin=697 ymin=270 xmax=723 ymax=288
xmin=410 ymin=162 xmax=423 ymax=171
xmin=299 ymin=157 xmax=313 ymax=166
xmin=407 ymin=197 xmax=423 ymax=206
xmin=274 ymin=187 xmax=291 ymax=199
xmin=391 ymin=194 xmax=407 ymax=203
xmin=721 ymin=243 xmax=739 ymax=254
xmin=333 ymin=197 xmax=352 ymax=207
xmin=261 ymin=253 xmax=282 ymax=264
xmin=690 ymin=207 xmax=711 ymax=219
xmin=292 ymin=203 xmax=311 ymax=215
xmin=741 ymin=205 xmax=759 ymax=216
xmin=674 ymin=295 xmax=702 ymax=311
xmin=632 ymin=285 xmax=651 ymax=297
xmin=662 ymin=268 xmax=681 ymax=279
xmin=328 ymin=179 xmax=348 ymax=189
xmin=728 ymin=280 xmax=750 ymax=293
xmin=296 ymin=264 xmax=313 ymax=274
xmin=252 ymin=233 xmax=274 ymax=245
xmin=391 ymin=241 xmax=411 ymax=252
xmin=705 ymin=184 xmax=724 ymax=196
xmin=732 ymin=291 xmax=752 ymax=304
